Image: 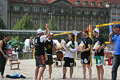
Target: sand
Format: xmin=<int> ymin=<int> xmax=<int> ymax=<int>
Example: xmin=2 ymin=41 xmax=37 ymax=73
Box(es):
xmin=1 ymin=59 xmax=120 ymax=80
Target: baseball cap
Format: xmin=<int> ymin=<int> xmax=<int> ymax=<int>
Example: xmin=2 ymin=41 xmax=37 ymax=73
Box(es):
xmin=113 ymin=24 xmax=120 ymax=28
xmin=94 ymin=28 xmax=99 ymax=35
xmin=37 ymin=29 xmax=44 ymax=34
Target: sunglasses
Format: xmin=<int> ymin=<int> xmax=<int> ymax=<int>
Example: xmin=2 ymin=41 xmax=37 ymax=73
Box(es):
xmin=113 ymin=27 xmax=119 ymax=29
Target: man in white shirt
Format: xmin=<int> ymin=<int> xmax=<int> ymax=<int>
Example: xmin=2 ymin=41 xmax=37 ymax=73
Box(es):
xmin=34 ymin=24 xmax=50 ymax=80
xmin=62 ymin=33 xmax=78 ymax=79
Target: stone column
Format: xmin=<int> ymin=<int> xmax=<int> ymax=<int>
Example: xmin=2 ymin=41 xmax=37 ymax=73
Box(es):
xmin=74 ymin=16 xmax=77 ymax=30
xmin=66 ymin=16 xmax=69 ymax=31
xmin=57 ymin=16 xmax=60 ymax=30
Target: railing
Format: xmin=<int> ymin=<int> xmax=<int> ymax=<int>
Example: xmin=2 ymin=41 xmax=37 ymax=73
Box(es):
xmin=18 ymin=52 xmax=33 ymax=59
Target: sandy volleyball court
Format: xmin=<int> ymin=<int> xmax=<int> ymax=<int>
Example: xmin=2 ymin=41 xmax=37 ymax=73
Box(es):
xmin=1 ymin=59 xmax=120 ymax=80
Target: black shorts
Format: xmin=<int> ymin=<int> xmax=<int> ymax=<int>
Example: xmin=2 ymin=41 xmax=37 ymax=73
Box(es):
xmin=45 ymin=55 xmax=53 ymax=65
xmin=81 ymin=53 xmax=90 ymax=65
xmin=35 ymin=55 xmax=46 ymax=67
xmin=63 ymin=57 xmax=75 ymax=67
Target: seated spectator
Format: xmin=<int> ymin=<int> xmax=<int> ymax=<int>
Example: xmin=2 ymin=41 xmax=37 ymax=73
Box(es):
xmin=17 ymin=46 xmax=22 ymax=52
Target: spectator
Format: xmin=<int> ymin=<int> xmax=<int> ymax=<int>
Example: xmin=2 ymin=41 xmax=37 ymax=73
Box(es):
xmin=109 ymin=24 xmax=120 ymax=80
xmin=0 ymin=34 xmax=9 ymax=79
xmin=17 ymin=46 xmax=22 ymax=52
xmin=29 ymin=36 xmax=33 ymax=51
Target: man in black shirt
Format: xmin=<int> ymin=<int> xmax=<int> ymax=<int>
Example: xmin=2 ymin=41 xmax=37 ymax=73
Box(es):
xmin=78 ymin=29 xmax=92 ymax=80
xmin=17 ymin=46 xmax=22 ymax=52
xmin=44 ymin=33 xmax=54 ymax=79
xmin=93 ymin=28 xmax=105 ymax=80
xmin=34 ymin=24 xmax=50 ymax=80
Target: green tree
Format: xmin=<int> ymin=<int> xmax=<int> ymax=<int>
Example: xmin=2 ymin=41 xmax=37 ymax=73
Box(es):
xmin=13 ymin=13 xmax=33 ymax=41
xmin=0 ymin=15 xmax=6 ymax=29
xmin=40 ymin=20 xmax=45 ymax=30
xmin=13 ymin=13 xmax=33 ymax=30
xmin=0 ymin=15 xmax=6 ymax=40
xmin=49 ymin=18 xmax=57 ymax=30
xmin=99 ymin=26 xmax=109 ymax=41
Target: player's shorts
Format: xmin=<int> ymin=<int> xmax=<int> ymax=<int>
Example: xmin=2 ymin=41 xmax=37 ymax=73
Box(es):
xmin=35 ymin=55 xmax=46 ymax=67
xmin=63 ymin=57 xmax=75 ymax=67
xmin=94 ymin=56 xmax=104 ymax=66
xmin=81 ymin=54 xmax=90 ymax=65
xmin=45 ymin=54 xmax=53 ymax=65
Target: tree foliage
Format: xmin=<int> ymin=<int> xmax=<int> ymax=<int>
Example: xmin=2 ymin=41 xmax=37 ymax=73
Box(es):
xmin=40 ymin=20 xmax=45 ymax=30
xmin=13 ymin=13 xmax=33 ymax=41
xmin=0 ymin=15 xmax=6 ymax=29
xmin=99 ymin=26 xmax=109 ymax=41
xmin=13 ymin=13 xmax=33 ymax=30
xmin=49 ymin=18 xmax=57 ymax=30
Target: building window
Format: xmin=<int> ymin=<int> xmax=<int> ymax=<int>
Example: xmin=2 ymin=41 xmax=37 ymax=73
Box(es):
xmin=33 ymin=7 xmax=39 ymax=12
xmin=14 ymin=6 xmax=20 ymax=11
xmin=118 ymin=16 xmax=120 ymax=19
xmin=112 ymin=15 xmax=116 ymax=19
xmin=68 ymin=19 xmax=72 ymax=26
xmin=83 ymin=1 xmax=88 ymax=6
xmin=60 ymin=19 xmax=64 ymax=25
xmin=24 ymin=0 xmax=28 ymax=1
xmin=42 ymin=7 xmax=47 ymax=13
xmin=42 ymin=18 xmax=47 ymax=24
xmin=68 ymin=9 xmax=72 ymax=14
xmin=85 ymin=10 xmax=89 ymax=15
xmin=76 ymin=10 xmax=81 ymax=15
xmin=117 ymin=10 xmax=120 ymax=14
xmin=60 ymin=8 xmax=64 ymax=14
xmin=112 ymin=15 xmax=116 ymax=21
xmin=70 ymin=10 xmax=72 ymax=14
xmin=24 ymin=6 xmax=29 ymax=12
xmin=76 ymin=1 xmax=80 ymax=5
xmin=84 ymin=20 xmax=89 ymax=27
xmin=76 ymin=20 xmax=80 ymax=26
xmin=100 ymin=11 xmax=104 ymax=16
xmin=91 ymin=2 xmax=96 ymax=6
xmin=0 ymin=6 xmax=2 ymax=11
xmin=14 ymin=17 xmax=19 ymax=24
xmin=92 ymin=21 xmax=96 ymax=25
xmin=98 ymin=2 xmax=103 ymax=7
xmin=117 ymin=4 xmax=120 ymax=8
xmin=112 ymin=10 xmax=116 ymax=14
xmin=33 ymin=19 xmax=38 ymax=24
xmin=93 ymin=11 xmax=97 ymax=15
xmin=32 ymin=0 xmax=37 ymax=2
xmin=41 ymin=0 xmax=45 ymax=3
xmin=111 ymin=3 xmax=115 ymax=7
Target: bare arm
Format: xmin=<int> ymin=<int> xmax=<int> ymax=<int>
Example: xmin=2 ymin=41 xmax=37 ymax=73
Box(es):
xmin=45 ymin=24 xmax=50 ymax=38
xmin=40 ymin=24 xmax=50 ymax=42
xmin=44 ymin=27 xmax=48 ymax=35
xmin=79 ymin=44 xmax=91 ymax=52
xmin=6 ymin=51 xmax=8 ymax=56
xmin=109 ymin=32 xmax=114 ymax=44
xmin=99 ymin=43 xmax=105 ymax=50
xmin=83 ymin=44 xmax=91 ymax=52
xmin=109 ymin=37 xmax=113 ymax=44
xmin=94 ymin=43 xmax=105 ymax=51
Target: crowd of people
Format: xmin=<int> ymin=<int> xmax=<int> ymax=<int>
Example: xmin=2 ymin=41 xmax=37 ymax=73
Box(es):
xmin=0 ymin=24 xmax=120 ymax=80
